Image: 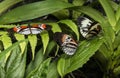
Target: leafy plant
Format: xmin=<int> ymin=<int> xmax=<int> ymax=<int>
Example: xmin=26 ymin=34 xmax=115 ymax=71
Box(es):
xmin=0 ymin=0 xmax=120 ymax=78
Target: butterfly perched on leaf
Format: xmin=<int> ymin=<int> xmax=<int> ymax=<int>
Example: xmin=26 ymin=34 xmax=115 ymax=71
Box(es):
xmin=77 ymin=17 xmax=101 ymax=39
xmin=13 ymin=24 xmax=51 ymax=35
xmin=53 ymin=32 xmax=78 ymax=55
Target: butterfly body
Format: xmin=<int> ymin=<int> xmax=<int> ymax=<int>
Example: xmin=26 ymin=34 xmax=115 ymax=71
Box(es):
xmin=54 ymin=32 xmax=78 ymax=55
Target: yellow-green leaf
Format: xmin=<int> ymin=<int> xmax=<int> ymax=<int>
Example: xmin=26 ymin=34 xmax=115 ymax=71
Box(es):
xmin=41 ymin=31 xmax=49 ymax=54
xmin=28 ymin=35 xmax=37 ymax=59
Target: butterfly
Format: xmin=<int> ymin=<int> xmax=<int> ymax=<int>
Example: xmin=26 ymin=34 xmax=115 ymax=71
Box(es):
xmin=53 ymin=32 xmax=78 ymax=55
xmin=77 ymin=16 xmax=101 ymax=39
xmin=13 ymin=24 xmax=51 ymax=35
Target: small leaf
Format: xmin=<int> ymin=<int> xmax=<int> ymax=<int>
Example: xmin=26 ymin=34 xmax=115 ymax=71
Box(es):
xmin=49 ymin=23 xmax=62 ymax=33
xmin=28 ymin=35 xmax=37 ymax=59
xmin=14 ymin=34 xmax=26 ymax=54
xmin=41 ymin=31 xmax=49 ymax=54
xmin=0 ymin=32 xmax=12 ymax=49
xmin=59 ymin=20 xmax=79 ymax=40
xmin=45 ymin=40 xmax=57 ymax=56
xmin=0 ymin=32 xmax=12 ymax=61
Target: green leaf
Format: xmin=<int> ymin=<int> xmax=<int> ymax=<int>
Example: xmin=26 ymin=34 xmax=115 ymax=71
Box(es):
xmin=57 ymin=38 xmax=103 ymax=77
xmin=114 ymin=65 xmax=120 ymax=76
xmin=110 ymin=1 xmax=119 ymax=11
xmin=0 ymin=32 xmax=12 ymax=49
xmin=0 ymin=39 xmax=28 ymax=61
xmin=116 ymin=5 xmax=120 ymax=20
xmin=14 ymin=34 xmax=26 ymax=54
xmin=41 ymin=31 xmax=49 ymax=54
xmin=45 ymin=40 xmax=57 ymax=56
xmin=59 ymin=20 xmax=79 ymax=40
xmin=99 ymin=0 xmax=116 ymax=27
xmin=114 ymin=31 xmax=120 ymax=49
xmin=26 ymin=58 xmax=51 ymax=78
xmin=49 ymin=23 xmax=62 ymax=33
xmin=100 ymin=22 xmax=115 ymax=52
xmin=0 ymin=66 xmax=5 ymax=78
xmin=0 ymin=25 xmax=15 ymax=28
xmin=0 ymin=0 xmax=22 ymax=15
xmin=5 ymin=46 xmax=27 ymax=78
xmin=28 ymin=35 xmax=37 ymax=59
xmin=0 ymin=0 xmax=74 ymax=24
xmin=25 ymin=49 xmax=44 ymax=77
xmin=47 ymin=61 xmax=59 ymax=78
xmin=73 ymin=6 xmax=105 ymax=23
xmin=114 ymin=18 xmax=120 ymax=33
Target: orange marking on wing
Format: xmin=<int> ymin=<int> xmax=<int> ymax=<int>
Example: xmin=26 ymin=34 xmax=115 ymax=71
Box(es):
xmin=13 ymin=27 xmax=18 ymax=32
xmin=62 ymin=34 xmax=67 ymax=43
xmin=41 ymin=24 xmax=46 ymax=29
xmin=20 ymin=26 xmax=28 ymax=29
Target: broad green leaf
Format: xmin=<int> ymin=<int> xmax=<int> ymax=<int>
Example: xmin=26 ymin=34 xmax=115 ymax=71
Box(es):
xmin=0 ymin=66 xmax=5 ymax=78
xmin=47 ymin=61 xmax=59 ymax=78
xmin=52 ymin=10 xmax=69 ymax=20
xmin=99 ymin=0 xmax=116 ymax=27
xmin=6 ymin=46 xmax=27 ymax=78
xmin=49 ymin=23 xmax=62 ymax=33
xmin=0 ymin=0 xmax=74 ymax=24
xmin=99 ymin=43 xmax=110 ymax=61
xmin=57 ymin=38 xmax=103 ymax=77
xmin=115 ymin=18 xmax=120 ymax=33
xmin=25 ymin=49 xmax=44 ymax=77
xmin=28 ymin=35 xmax=37 ymax=59
xmin=73 ymin=6 xmax=105 ymax=23
xmin=100 ymin=22 xmax=115 ymax=52
xmin=41 ymin=31 xmax=49 ymax=54
xmin=0 ymin=39 xmax=28 ymax=61
xmin=26 ymin=58 xmax=51 ymax=78
xmin=116 ymin=5 xmax=120 ymax=20
xmin=0 ymin=0 xmax=22 ymax=15
xmin=113 ymin=31 xmax=120 ymax=49
xmin=59 ymin=20 xmax=79 ymax=40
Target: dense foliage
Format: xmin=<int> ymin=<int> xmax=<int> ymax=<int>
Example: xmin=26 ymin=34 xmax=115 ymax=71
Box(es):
xmin=0 ymin=0 xmax=120 ymax=78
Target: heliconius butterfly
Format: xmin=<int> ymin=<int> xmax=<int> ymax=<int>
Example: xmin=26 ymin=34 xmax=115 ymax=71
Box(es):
xmin=77 ymin=16 xmax=101 ymax=39
xmin=13 ymin=24 xmax=51 ymax=35
xmin=53 ymin=32 xmax=78 ymax=55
